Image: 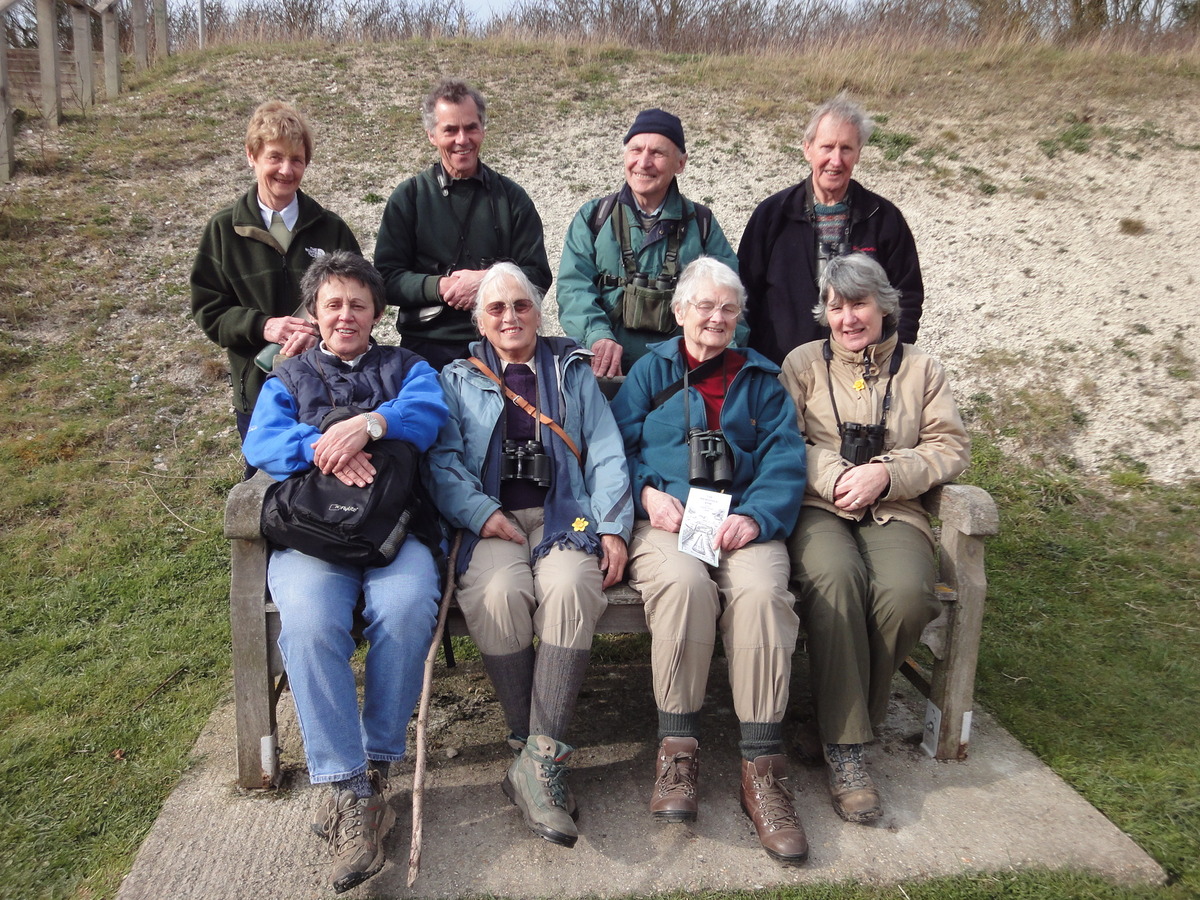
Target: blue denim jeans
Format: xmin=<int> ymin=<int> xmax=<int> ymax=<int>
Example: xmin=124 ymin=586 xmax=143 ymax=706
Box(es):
xmin=268 ymin=540 xmax=439 ymax=784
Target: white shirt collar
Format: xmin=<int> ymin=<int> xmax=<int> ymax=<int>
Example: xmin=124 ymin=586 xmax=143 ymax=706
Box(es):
xmin=318 ymin=342 xmax=367 ymax=367
xmin=258 ymin=195 xmax=300 ymax=231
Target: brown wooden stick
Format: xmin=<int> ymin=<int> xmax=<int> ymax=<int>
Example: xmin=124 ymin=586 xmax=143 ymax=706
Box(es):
xmin=408 ymin=530 xmax=461 ymax=888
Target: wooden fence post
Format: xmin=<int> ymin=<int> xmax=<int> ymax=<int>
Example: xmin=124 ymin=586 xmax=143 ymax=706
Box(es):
xmin=132 ymin=0 xmax=149 ymax=70
xmin=0 ymin=45 xmax=14 ymax=181
xmin=97 ymin=0 xmax=121 ymax=99
xmin=153 ymin=0 xmax=170 ymax=60
xmin=71 ymin=4 xmax=95 ymax=108
xmin=36 ymin=0 xmax=62 ymax=126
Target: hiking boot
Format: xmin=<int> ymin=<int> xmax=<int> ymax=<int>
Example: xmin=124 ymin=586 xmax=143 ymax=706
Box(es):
xmin=650 ymin=737 xmax=700 ymax=822
xmin=312 ymin=766 xmax=390 ymax=840
xmin=507 ymin=734 xmax=578 ymax=820
xmin=327 ymin=773 xmax=396 ymax=893
xmin=501 ymin=734 xmax=579 ymax=848
xmin=739 ymin=754 xmax=809 ymax=866
xmin=825 ymin=742 xmax=882 ymax=824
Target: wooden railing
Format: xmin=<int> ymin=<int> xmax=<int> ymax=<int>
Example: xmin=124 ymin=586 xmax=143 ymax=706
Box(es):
xmin=0 ymin=0 xmax=169 ymax=181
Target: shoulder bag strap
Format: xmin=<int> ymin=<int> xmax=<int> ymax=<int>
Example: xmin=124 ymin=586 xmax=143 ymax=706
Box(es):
xmin=467 ymin=357 xmax=583 ymax=464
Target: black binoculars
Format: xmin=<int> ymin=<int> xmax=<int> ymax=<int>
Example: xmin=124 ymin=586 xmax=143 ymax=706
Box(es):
xmin=501 ymin=439 xmax=552 ymax=487
xmin=688 ymin=429 xmax=733 ymax=490
xmin=839 ymin=422 xmax=885 ymax=465
xmin=630 ymin=273 xmax=677 ymax=291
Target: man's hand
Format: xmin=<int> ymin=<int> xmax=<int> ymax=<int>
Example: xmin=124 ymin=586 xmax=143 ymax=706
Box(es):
xmin=833 ymin=462 xmax=891 ymax=512
xmin=480 ymin=510 xmax=525 ymax=543
xmin=599 ymin=534 xmax=628 ymax=589
xmin=713 ymin=514 xmax=760 ymax=552
xmin=439 ymin=269 xmax=487 ymax=310
xmin=641 ymin=485 xmax=684 ymax=533
xmin=590 ymin=338 xmax=624 ymax=377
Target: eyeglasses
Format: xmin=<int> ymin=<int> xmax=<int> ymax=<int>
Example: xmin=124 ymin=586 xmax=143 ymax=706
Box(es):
xmin=483 ymin=299 xmax=536 ymax=317
xmin=688 ymin=300 xmax=742 ymax=318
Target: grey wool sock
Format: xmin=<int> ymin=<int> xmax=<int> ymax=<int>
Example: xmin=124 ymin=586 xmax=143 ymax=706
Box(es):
xmin=481 ymin=646 xmax=535 ymax=741
xmin=738 ymin=721 xmax=783 ymax=761
xmin=657 ymin=710 xmax=701 ymax=742
xmin=530 ymin=644 xmax=591 ymax=742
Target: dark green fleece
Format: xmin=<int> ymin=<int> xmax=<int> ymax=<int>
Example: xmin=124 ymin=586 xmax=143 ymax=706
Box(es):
xmin=190 ymin=186 xmax=360 ymax=414
xmin=373 ymin=162 xmax=551 ymax=345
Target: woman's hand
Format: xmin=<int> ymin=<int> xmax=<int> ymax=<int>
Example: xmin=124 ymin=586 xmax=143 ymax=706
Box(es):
xmin=833 ymin=462 xmax=891 ymax=512
xmin=263 ymin=315 xmax=317 ymax=345
xmin=714 ymin=514 xmax=760 ymax=552
xmin=599 ymin=534 xmax=628 ymax=589
xmin=641 ymin=486 xmax=685 ymax=533
xmin=331 ymin=450 xmax=377 ymax=487
xmin=480 ymin=510 xmax=525 ymax=544
xmin=312 ymin=417 xmax=371 ymax=475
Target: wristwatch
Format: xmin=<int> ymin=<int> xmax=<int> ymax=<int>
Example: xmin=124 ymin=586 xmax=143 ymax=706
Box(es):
xmin=363 ymin=413 xmax=384 ymax=440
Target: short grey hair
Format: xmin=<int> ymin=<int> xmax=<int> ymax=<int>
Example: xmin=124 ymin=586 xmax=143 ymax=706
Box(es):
xmin=301 ymin=251 xmax=386 ymax=317
xmin=671 ymin=256 xmax=746 ymax=316
xmin=472 ymin=262 xmax=544 ymax=328
xmin=421 ymin=78 xmax=488 ymax=132
xmin=803 ymin=93 xmax=874 ymax=149
xmin=813 ymin=253 xmax=900 ymax=329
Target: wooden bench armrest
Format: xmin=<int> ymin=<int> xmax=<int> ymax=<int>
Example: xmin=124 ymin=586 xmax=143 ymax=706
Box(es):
xmin=921 ymin=483 xmax=999 ymax=537
xmin=224 ymin=471 xmax=274 ymax=541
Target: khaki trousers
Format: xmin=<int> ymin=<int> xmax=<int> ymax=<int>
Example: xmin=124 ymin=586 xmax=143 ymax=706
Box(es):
xmin=789 ymin=507 xmax=939 ymax=745
xmin=456 ymin=508 xmax=607 ymax=655
xmin=627 ymin=521 xmax=799 ymax=724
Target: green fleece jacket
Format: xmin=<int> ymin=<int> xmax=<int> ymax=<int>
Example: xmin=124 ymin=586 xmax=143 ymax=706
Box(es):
xmin=373 ymin=162 xmax=551 ymax=346
xmin=190 ymin=187 xmax=360 ymax=414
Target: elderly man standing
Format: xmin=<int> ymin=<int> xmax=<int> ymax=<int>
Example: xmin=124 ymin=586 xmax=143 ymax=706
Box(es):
xmin=374 ymin=78 xmax=552 ymax=370
xmin=558 ymin=109 xmax=742 ymax=377
xmin=738 ymin=95 xmax=923 ymax=365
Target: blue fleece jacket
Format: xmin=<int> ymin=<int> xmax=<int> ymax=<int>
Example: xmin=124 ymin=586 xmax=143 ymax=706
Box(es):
xmin=610 ymin=339 xmax=807 ymax=542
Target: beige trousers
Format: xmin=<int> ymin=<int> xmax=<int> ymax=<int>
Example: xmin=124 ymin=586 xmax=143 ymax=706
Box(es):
xmin=626 ymin=521 xmax=800 ymax=724
xmin=455 ymin=508 xmax=607 ymax=655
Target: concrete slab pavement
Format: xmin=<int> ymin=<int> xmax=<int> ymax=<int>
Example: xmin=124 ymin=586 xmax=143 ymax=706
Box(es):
xmin=116 ymin=659 xmax=1166 ymax=899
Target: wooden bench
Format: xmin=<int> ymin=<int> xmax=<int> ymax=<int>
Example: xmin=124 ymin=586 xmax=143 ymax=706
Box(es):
xmin=225 ymin=475 xmax=997 ymax=789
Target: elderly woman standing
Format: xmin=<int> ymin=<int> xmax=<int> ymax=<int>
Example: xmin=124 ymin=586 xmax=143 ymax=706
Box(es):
xmin=243 ymin=252 xmax=446 ymax=893
xmin=192 ymin=100 xmax=361 ymax=472
xmin=426 ymin=262 xmax=633 ymax=849
xmin=780 ymin=253 xmax=969 ymax=825
xmin=611 ymin=257 xmax=809 ymax=866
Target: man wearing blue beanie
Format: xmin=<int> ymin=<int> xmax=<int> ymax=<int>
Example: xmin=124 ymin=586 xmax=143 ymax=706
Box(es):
xmin=557 ymin=108 xmax=743 ymax=376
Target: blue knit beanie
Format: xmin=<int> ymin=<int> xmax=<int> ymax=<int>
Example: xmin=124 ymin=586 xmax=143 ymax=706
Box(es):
xmin=623 ymin=108 xmax=686 ymax=153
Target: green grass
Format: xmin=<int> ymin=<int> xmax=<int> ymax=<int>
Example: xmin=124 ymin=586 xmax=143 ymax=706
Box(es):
xmin=1 ymin=36 xmax=1198 ymax=900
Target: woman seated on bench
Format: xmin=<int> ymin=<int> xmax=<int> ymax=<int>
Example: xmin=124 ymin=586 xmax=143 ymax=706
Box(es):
xmin=779 ymin=252 xmax=970 ymax=824
xmin=610 ymin=256 xmax=810 ymax=866
xmin=425 ymin=262 xmax=633 ymax=849
xmin=243 ymin=252 xmax=447 ymax=893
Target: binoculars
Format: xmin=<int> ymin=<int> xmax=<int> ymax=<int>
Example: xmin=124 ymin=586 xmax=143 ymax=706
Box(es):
xmin=839 ymin=422 xmax=886 ymax=466
xmin=629 ymin=273 xmax=678 ymax=291
xmin=501 ymin=439 xmax=552 ymax=487
xmin=688 ymin=429 xmax=733 ymax=490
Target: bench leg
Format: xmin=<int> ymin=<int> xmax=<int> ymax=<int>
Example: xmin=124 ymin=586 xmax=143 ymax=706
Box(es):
xmin=230 ymin=538 xmax=281 ymax=789
xmin=922 ymin=526 xmax=986 ymax=760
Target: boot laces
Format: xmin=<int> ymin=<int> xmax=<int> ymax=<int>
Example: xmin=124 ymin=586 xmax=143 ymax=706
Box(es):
xmin=535 ymin=756 xmax=570 ymax=809
xmin=828 ymin=743 xmax=871 ymax=791
xmin=752 ymin=769 xmax=801 ymax=829
xmin=657 ymin=752 xmax=697 ymax=798
xmin=330 ymin=797 xmax=366 ymax=854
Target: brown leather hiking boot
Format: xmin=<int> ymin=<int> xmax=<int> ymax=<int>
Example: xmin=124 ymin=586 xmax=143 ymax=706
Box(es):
xmin=739 ymin=754 xmax=809 ymax=866
xmin=326 ymin=773 xmax=396 ymax=893
xmin=825 ymin=742 xmax=882 ymax=824
xmin=650 ymin=737 xmax=700 ymax=822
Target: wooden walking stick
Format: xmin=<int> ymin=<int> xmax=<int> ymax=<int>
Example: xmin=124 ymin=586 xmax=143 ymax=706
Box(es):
xmin=408 ymin=530 xmax=461 ymax=888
